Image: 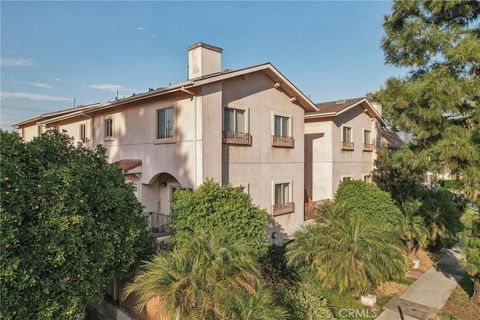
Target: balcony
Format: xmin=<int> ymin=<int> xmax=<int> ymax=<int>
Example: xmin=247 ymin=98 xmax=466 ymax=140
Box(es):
xmin=143 ymin=212 xmax=171 ymax=235
xmin=223 ymin=131 xmax=252 ymax=145
xmin=271 ymin=135 xmax=295 ymax=148
xmin=341 ymin=141 xmax=354 ymax=151
xmin=363 ymin=143 xmax=374 ymax=152
xmin=272 ymin=202 xmax=295 ymax=216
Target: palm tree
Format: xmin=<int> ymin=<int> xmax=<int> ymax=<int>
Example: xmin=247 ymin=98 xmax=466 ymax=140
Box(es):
xmin=286 ymin=204 xmax=407 ymax=296
xmin=124 ymin=230 xmax=285 ymax=320
xmin=398 ymin=200 xmax=428 ymax=255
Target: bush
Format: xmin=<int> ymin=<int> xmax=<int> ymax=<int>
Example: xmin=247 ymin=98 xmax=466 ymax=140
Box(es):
xmin=282 ymin=284 xmax=336 ymax=320
xmin=171 ymin=180 xmax=269 ymax=256
xmin=0 ymin=130 xmax=154 ymax=319
xmin=335 ymin=180 xmax=402 ymax=226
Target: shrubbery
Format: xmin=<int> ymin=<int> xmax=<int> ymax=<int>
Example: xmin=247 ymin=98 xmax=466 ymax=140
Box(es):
xmin=171 ymin=180 xmax=269 ymax=257
xmin=0 ymin=130 xmax=154 ymax=319
xmin=335 ymin=180 xmax=402 ymax=226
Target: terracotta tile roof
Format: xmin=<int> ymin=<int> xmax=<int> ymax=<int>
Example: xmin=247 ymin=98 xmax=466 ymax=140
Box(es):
xmin=116 ymin=159 xmax=142 ymax=173
xmin=314 ymin=97 xmax=365 ymax=114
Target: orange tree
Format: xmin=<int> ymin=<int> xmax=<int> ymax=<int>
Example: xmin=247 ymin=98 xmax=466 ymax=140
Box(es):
xmin=0 ymin=130 xmax=154 ymax=319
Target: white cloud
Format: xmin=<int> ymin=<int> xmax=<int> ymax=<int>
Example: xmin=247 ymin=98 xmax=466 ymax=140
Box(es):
xmin=0 ymin=92 xmax=71 ymax=101
xmin=151 ymin=34 xmax=157 ymax=38
xmin=17 ymin=81 xmax=52 ymax=89
xmin=136 ymin=26 xmax=146 ymax=31
xmin=0 ymin=58 xmax=34 ymax=67
xmin=54 ymin=78 xmax=62 ymax=82
xmin=89 ymin=83 xmax=127 ymax=92
xmin=89 ymin=84 xmax=123 ymax=92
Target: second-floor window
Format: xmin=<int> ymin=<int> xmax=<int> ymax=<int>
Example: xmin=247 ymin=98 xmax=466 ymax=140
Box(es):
xmin=224 ymin=108 xmax=245 ymax=132
xmin=80 ymin=124 xmax=86 ymax=141
xmin=342 ymin=126 xmax=352 ymax=143
xmin=104 ymin=118 xmax=113 ymax=138
xmin=157 ymin=107 xmax=174 ymax=140
xmin=274 ymin=115 xmax=290 ymax=137
xmin=363 ymin=130 xmax=371 ymax=144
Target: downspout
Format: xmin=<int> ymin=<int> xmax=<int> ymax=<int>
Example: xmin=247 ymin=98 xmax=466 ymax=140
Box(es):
xmin=181 ymin=86 xmax=197 ymax=188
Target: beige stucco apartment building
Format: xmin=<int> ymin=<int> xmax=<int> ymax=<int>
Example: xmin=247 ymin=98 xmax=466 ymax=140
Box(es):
xmin=13 ymin=43 xmax=385 ymax=241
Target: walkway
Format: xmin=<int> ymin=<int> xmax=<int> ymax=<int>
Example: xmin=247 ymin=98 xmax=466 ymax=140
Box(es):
xmin=376 ymin=243 xmax=465 ymax=320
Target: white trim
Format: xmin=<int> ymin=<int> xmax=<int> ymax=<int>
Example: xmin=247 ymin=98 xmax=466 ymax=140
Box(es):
xmin=341 ymin=125 xmax=352 ymax=143
xmin=271 ymin=111 xmax=293 ymax=137
xmin=362 ymin=173 xmax=372 ymax=183
xmin=271 ymin=179 xmax=293 ymax=205
xmin=103 ymin=115 xmax=115 ymax=141
xmin=223 ymin=105 xmax=250 ymax=133
xmin=340 ymin=175 xmax=353 ymax=182
xmin=154 ymin=105 xmax=176 ymax=144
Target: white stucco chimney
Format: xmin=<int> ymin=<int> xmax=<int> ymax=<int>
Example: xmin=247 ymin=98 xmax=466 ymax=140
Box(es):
xmin=188 ymin=43 xmax=223 ymax=80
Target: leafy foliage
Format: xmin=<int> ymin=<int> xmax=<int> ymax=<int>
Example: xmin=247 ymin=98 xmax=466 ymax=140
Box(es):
xmin=459 ymin=210 xmax=480 ymax=303
xmin=372 ymin=0 xmax=480 ymax=204
xmin=334 ymin=179 xmax=402 ymax=226
xmin=0 ymin=130 xmax=154 ymax=319
xmin=286 ymin=204 xmax=407 ymax=295
xmin=171 ymin=180 xmax=269 ymax=257
xmin=282 ymin=284 xmax=336 ymax=320
xmin=125 ymin=230 xmax=287 ymax=319
xmin=397 ymin=200 xmax=428 ymax=255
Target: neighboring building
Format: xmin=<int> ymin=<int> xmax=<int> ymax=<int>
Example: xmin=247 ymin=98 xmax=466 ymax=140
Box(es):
xmin=13 ymin=43 xmax=317 ymax=242
xmin=304 ymin=97 xmax=385 ymax=202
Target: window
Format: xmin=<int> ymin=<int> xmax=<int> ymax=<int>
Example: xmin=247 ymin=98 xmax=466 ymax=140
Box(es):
xmin=341 ymin=176 xmax=352 ymax=182
xmin=224 ymin=108 xmax=245 ymax=133
xmin=363 ymin=174 xmax=372 ymax=183
xmin=104 ymin=118 xmax=113 ymax=138
xmin=274 ymin=182 xmax=290 ymax=205
xmin=342 ymin=126 xmax=352 ymax=143
xmin=37 ymin=125 xmax=42 ymax=136
xmin=80 ymin=124 xmax=86 ymax=141
xmin=274 ymin=115 xmax=290 ymax=137
xmin=232 ymin=182 xmax=249 ymax=194
xmin=53 ymin=125 xmax=59 ymax=131
xmin=157 ymin=107 xmax=174 ymax=140
xmin=363 ymin=130 xmax=371 ymax=143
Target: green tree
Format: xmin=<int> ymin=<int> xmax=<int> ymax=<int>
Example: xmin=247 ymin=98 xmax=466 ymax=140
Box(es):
xmin=397 ymin=200 xmax=428 ymax=256
xmin=334 ymin=179 xmax=402 ymax=226
xmin=372 ymin=0 xmax=480 ymax=204
xmin=124 ymin=230 xmax=286 ymax=319
xmin=460 ymin=210 xmax=480 ymax=304
xmin=171 ymin=180 xmax=269 ymax=257
xmin=0 ymin=130 xmax=154 ymax=319
xmin=286 ymin=204 xmax=407 ymax=296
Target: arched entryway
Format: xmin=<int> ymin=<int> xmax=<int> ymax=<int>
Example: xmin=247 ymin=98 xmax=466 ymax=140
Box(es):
xmin=141 ymin=172 xmax=182 ymax=234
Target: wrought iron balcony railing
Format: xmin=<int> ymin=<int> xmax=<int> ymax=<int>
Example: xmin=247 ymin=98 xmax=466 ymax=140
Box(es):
xmin=271 ymin=135 xmax=295 ymax=148
xmin=341 ymin=141 xmax=354 ymax=151
xmin=272 ymin=202 xmax=295 ymax=216
xmin=143 ymin=212 xmax=171 ymax=235
xmin=222 ymin=131 xmax=252 ymax=145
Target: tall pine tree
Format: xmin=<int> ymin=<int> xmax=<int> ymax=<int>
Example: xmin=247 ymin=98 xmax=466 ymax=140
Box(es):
xmin=373 ymin=1 xmax=480 ymax=204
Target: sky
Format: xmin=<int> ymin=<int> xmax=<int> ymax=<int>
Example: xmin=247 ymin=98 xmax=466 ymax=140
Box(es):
xmin=0 ymin=1 xmax=407 ymax=130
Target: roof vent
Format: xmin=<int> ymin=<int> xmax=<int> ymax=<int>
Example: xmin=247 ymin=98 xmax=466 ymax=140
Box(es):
xmin=336 ymin=99 xmax=346 ymax=104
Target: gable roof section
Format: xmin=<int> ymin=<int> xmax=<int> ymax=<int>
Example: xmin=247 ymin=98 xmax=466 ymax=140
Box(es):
xmin=12 ymin=63 xmax=317 ymax=127
xmin=305 ymin=97 xmax=386 ymax=126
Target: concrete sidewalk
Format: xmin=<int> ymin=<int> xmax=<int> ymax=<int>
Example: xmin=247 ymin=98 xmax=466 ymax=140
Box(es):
xmin=376 ymin=244 xmax=465 ymax=320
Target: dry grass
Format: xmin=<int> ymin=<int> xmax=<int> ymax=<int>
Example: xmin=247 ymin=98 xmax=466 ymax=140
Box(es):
xmin=375 ymin=281 xmax=409 ymax=297
xmin=438 ymin=277 xmax=478 ymax=320
xmin=413 ymin=249 xmax=435 ymax=273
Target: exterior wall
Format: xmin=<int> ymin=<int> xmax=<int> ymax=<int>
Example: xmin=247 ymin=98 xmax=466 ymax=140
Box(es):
xmin=221 ymin=72 xmax=305 ymax=239
xmin=304 ymin=119 xmax=334 ymax=200
xmin=331 ymin=105 xmax=378 ymax=194
xmin=21 ymin=124 xmax=38 ymax=141
xmin=48 ymin=116 xmax=93 ymax=147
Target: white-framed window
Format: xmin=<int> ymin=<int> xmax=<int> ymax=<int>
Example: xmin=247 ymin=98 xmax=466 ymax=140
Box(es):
xmin=80 ymin=124 xmax=86 ymax=141
xmin=156 ymin=107 xmax=175 ymax=141
xmin=274 ymin=182 xmax=291 ymax=205
xmin=52 ymin=125 xmax=59 ymax=131
xmin=342 ymin=126 xmax=352 ymax=143
xmin=363 ymin=129 xmax=371 ymax=144
xmin=104 ymin=117 xmax=114 ymax=139
xmin=37 ymin=125 xmax=43 ymax=136
xmin=273 ymin=114 xmax=291 ymax=137
xmin=341 ymin=176 xmax=353 ymax=182
xmin=224 ymin=107 xmax=246 ymax=133
xmin=363 ymin=174 xmax=372 ymax=183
